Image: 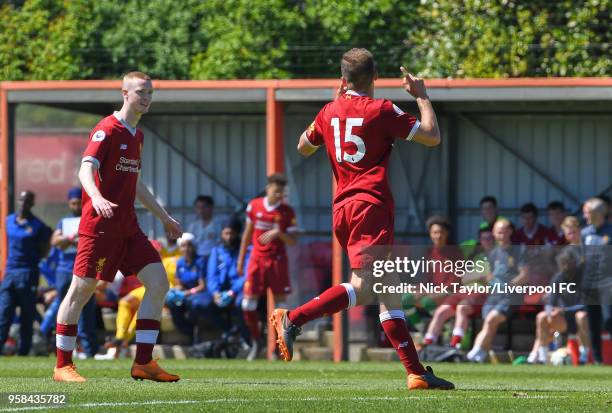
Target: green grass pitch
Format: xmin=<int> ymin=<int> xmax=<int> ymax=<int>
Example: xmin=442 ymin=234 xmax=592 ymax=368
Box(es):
xmin=0 ymin=358 xmax=610 ymax=412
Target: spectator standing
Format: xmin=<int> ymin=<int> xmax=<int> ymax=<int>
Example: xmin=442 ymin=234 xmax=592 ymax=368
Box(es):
xmin=0 ymin=191 xmax=52 ymax=355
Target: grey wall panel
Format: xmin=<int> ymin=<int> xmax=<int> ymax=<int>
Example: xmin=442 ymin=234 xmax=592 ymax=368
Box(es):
xmin=136 ymin=115 xmax=267 ymax=239
xmin=455 ymin=114 xmax=612 ymax=242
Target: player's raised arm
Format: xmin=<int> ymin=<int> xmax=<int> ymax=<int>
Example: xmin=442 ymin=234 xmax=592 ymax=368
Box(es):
xmin=135 ymin=176 xmax=183 ymax=239
xmin=400 ymin=67 xmax=440 ymax=147
xmin=78 ymin=161 xmax=117 ymax=219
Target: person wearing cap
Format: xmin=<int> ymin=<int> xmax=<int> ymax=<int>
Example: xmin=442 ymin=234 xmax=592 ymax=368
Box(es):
xmin=204 ymin=218 xmax=250 ymax=343
xmin=40 ymin=187 xmax=98 ymax=357
xmin=165 ymin=232 xmax=208 ymax=343
xmin=0 ymin=190 xmax=52 ymax=355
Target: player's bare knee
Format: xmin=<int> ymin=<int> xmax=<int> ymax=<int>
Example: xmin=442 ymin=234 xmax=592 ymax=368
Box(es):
xmin=138 ymin=263 xmax=168 ymax=297
xmin=350 ymin=269 xmax=376 ymax=305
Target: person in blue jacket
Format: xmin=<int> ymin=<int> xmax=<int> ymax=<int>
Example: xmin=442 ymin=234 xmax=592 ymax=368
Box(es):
xmin=40 ymin=187 xmax=98 ymax=357
xmin=166 ymin=232 xmax=208 ymax=343
xmin=0 ymin=190 xmax=52 ymax=355
xmin=205 ymin=218 xmax=250 ymax=343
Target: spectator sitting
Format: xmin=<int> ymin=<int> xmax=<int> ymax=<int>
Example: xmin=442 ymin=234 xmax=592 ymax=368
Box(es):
xmin=187 ymin=195 xmax=222 ymax=269
xmin=479 ymin=196 xmax=499 ymax=233
xmin=546 ymin=201 xmax=567 ymax=246
xmin=419 ymin=216 xmax=464 ymax=346
xmin=204 ymin=218 xmax=250 ymax=343
xmin=562 ymin=216 xmax=582 ymax=246
xmin=467 ymin=218 xmax=528 ymax=363
xmin=512 ymin=202 xmax=549 ymax=245
xmin=424 ymin=226 xmax=495 ymax=350
xmin=165 ymin=233 xmax=209 ymax=344
xmin=527 ymin=248 xmax=590 ymax=364
xmin=581 ymin=197 xmax=612 ymax=364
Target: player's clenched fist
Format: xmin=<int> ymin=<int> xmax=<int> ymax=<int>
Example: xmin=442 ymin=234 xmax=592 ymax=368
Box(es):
xmin=91 ymin=194 xmax=118 ymax=219
xmin=400 ymin=66 xmax=429 ymax=100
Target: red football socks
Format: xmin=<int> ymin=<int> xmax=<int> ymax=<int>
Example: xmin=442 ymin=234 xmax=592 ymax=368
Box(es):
xmin=380 ymin=311 xmax=426 ymax=376
xmin=288 ymin=284 xmax=355 ymax=327
xmin=567 ymin=335 xmax=580 ymax=366
xmin=134 ymin=319 xmax=160 ymax=365
xmin=56 ymin=323 xmax=77 ymax=368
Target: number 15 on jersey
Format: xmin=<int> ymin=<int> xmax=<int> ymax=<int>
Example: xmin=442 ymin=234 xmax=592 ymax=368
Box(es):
xmin=331 ymin=117 xmax=365 ymax=164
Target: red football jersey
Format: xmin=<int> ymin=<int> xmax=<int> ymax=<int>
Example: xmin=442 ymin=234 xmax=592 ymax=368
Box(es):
xmin=246 ymin=197 xmax=298 ymax=257
xmin=511 ymin=224 xmax=549 ymax=246
xmin=306 ymin=91 xmax=419 ymax=210
xmin=79 ymin=113 xmax=143 ymax=238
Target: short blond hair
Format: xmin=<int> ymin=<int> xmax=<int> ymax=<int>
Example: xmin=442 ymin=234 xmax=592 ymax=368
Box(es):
xmin=561 ymin=216 xmax=580 ymax=231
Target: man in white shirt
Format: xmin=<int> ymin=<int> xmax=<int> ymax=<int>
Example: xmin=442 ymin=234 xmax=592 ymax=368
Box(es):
xmin=187 ymin=195 xmax=221 ymax=265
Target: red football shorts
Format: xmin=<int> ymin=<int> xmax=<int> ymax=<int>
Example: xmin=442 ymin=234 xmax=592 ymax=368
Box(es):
xmin=333 ymin=201 xmax=394 ymax=270
xmin=244 ymin=254 xmax=291 ymax=296
xmin=73 ymin=231 xmax=161 ymax=282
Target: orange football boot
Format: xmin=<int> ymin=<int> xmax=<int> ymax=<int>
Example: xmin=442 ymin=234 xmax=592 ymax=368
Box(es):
xmin=53 ymin=364 xmax=86 ymax=383
xmin=130 ymin=359 xmax=180 ymax=382
xmin=269 ymin=309 xmax=302 ymax=362
xmin=407 ymin=366 xmax=454 ymax=390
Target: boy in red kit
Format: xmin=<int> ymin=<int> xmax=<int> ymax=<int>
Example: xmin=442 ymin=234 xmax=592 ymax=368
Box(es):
xmin=270 ymin=48 xmax=454 ymax=390
xmin=53 ymin=72 xmax=183 ymax=383
xmin=237 ymin=174 xmax=298 ymax=360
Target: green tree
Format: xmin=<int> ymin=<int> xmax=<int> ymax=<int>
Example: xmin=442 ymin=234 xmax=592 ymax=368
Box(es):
xmin=100 ymin=0 xmax=205 ymax=79
xmin=0 ymin=0 xmax=104 ymax=80
xmin=189 ymin=0 xmax=306 ymax=79
xmin=412 ymin=0 xmax=611 ymax=77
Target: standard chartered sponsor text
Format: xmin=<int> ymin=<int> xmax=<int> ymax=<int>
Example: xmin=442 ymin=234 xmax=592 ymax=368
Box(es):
xmin=115 ymin=157 xmax=140 ymax=173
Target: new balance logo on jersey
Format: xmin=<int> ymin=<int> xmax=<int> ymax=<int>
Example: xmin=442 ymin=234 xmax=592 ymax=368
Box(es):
xmin=120 ymin=144 xmax=128 ymax=150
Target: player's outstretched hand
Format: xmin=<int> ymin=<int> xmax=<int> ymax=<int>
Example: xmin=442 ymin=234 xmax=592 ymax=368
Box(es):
xmin=91 ymin=194 xmax=118 ymax=219
xmin=163 ymin=216 xmax=183 ymax=240
xmin=400 ymin=67 xmax=428 ymax=100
